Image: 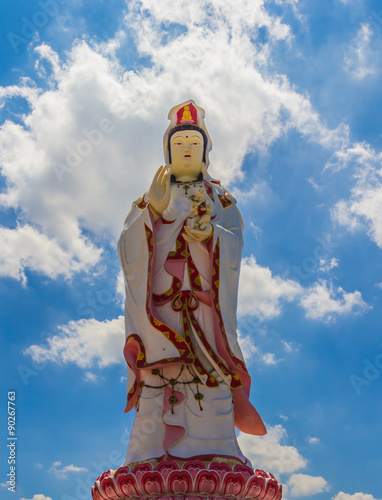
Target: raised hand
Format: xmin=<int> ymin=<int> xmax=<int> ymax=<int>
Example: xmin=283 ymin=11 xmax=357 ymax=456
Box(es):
xmin=149 ymin=166 xmax=171 ymax=218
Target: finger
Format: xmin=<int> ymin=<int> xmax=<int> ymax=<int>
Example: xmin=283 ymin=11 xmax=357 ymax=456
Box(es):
xmin=186 ymin=226 xmax=207 ymax=236
xmin=160 ymin=168 xmax=171 ymax=186
xmin=183 ymin=227 xmax=201 ymax=241
xmin=153 ymin=166 xmax=163 ymax=184
xmin=164 ymin=167 xmax=171 ymax=179
xmin=188 ymin=228 xmax=205 ymax=236
xmin=158 ymin=167 xmax=166 ymax=185
xmin=189 ymin=228 xmax=210 ymax=240
xmin=190 ymin=235 xmax=205 ymax=242
xmin=163 ymin=171 xmax=171 ymax=190
xmin=186 ymin=231 xmax=205 ymax=241
xmin=182 ymin=233 xmax=194 ymax=243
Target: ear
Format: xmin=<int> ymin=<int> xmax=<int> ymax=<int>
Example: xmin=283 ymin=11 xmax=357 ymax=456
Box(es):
xmin=201 ymin=162 xmax=207 ymax=175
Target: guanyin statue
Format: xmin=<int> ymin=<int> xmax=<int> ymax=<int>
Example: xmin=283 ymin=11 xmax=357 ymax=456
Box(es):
xmin=118 ymin=99 xmax=266 ymax=467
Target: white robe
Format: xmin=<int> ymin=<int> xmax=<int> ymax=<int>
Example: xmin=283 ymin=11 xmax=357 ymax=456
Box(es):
xmin=118 ymin=177 xmax=265 ymax=465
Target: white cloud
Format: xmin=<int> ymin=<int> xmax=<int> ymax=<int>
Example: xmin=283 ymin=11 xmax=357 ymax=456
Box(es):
xmin=282 ymin=340 xmax=300 ymax=353
xmin=319 ymin=258 xmax=339 ymax=273
xmin=300 ymin=280 xmax=370 ymax=322
xmin=273 ymin=0 xmax=304 ymax=23
xmin=239 ymin=258 xmax=366 ymax=323
xmin=307 ymin=176 xmax=321 ymax=192
xmin=34 ymin=43 xmax=61 ymax=80
xmin=84 ymin=371 xmax=101 ymax=383
xmin=21 ymin=495 xmax=53 ymax=500
xmin=307 ymin=436 xmax=320 ymax=444
xmin=343 ymin=23 xmax=379 ymax=79
xmin=333 ymin=493 xmax=381 ymax=500
xmin=0 ymin=224 xmax=100 ymax=285
xmin=262 ymin=352 xmax=279 ymax=365
xmin=116 ymin=269 xmax=125 ymax=307
xmin=238 ymin=256 xmax=302 ymax=319
xmin=344 ymin=183 xmax=382 ymax=241
xmin=49 ymin=461 xmax=87 ymax=479
xmin=25 ymin=316 xmax=125 ymax=368
xmin=332 ymin=200 xmax=362 ymax=232
xmin=237 ymin=331 xmax=282 ymax=367
xmin=287 ymin=473 xmax=329 ymax=497
xmin=237 ymin=330 xmax=258 ymax=365
xmin=0 ymin=76 xmax=40 ymax=104
xmin=325 ymin=142 xmax=379 ymax=173
xmin=0 ymin=0 xmax=349 ymax=282
xmin=250 ymin=222 xmax=262 ymax=235
xmin=237 ymin=424 xmax=307 ymax=474
xmin=128 ymin=0 xmax=293 ymax=44
xmin=279 ymin=414 xmax=289 ymax=421
xmin=330 ymin=143 xmax=382 ymax=249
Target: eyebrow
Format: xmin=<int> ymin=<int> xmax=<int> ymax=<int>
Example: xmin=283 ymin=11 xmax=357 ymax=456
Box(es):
xmin=172 ymin=135 xmax=202 ymax=141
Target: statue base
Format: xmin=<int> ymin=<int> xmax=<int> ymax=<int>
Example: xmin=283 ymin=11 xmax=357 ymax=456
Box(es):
xmin=91 ymin=459 xmax=282 ymax=500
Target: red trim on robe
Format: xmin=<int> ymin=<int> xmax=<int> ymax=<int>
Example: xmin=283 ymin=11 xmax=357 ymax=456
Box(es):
xmin=218 ymin=192 xmax=233 ymax=209
xmin=210 ymin=238 xmax=266 ymax=436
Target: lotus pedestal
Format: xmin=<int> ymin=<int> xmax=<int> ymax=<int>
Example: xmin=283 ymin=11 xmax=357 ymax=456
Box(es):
xmin=92 ymin=459 xmax=282 ymax=500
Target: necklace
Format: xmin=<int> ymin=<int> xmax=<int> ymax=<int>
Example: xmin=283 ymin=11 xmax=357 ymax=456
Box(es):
xmin=170 ymin=174 xmax=204 ymax=195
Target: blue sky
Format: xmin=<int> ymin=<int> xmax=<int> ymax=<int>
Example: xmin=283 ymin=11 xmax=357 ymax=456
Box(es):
xmin=1 ymin=1 xmax=382 ymax=499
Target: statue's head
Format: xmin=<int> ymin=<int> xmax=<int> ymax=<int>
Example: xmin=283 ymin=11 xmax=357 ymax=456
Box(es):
xmin=195 ymin=186 xmax=206 ymax=200
xmin=163 ymin=100 xmax=212 ymax=181
xmin=168 ymin=129 xmax=205 ymax=181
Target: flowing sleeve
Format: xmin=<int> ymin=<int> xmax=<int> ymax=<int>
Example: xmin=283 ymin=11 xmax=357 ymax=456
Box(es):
xmin=207 ymin=181 xmax=267 ymax=435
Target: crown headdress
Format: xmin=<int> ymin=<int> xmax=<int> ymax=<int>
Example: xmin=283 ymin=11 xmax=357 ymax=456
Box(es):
xmin=163 ymin=100 xmax=212 ymax=167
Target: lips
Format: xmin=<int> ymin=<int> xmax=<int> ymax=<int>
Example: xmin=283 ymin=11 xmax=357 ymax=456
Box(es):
xmin=184 ymin=154 xmax=191 ymax=157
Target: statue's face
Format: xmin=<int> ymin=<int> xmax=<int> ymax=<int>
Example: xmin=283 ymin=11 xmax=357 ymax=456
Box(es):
xmin=195 ymin=187 xmax=205 ymax=199
xmin=169 ymin=130 xmax=204 ymax=181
